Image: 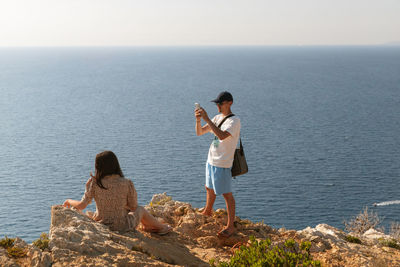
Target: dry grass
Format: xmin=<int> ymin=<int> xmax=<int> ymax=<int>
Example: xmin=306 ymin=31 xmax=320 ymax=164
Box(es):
xmin=344 ymin=207 xmax=384 ymax=235
xmin=390 ymin=222 xmax=400 ymax=240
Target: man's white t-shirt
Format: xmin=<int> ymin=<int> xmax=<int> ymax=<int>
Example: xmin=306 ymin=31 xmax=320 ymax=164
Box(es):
xmin=207 ymin=114 xmax=241 ymax=168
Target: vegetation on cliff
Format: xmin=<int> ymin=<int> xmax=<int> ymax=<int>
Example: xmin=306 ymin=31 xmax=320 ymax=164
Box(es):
xmin=0 ymin=236 xmax=27 ymax=258
xmin=344 ymin=206 xmax=383 ymax=235
xmin=210 ymin=236 xmax=320 ymax=267
xmin=33 ymin=233 xmax=50 ymax=251
xmin=3 ymin=196 xmax=400 ymax=266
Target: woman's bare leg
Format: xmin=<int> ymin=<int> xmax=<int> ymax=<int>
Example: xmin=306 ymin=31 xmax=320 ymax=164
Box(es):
xmin=137 ymin=207 xmax=167 ymax=231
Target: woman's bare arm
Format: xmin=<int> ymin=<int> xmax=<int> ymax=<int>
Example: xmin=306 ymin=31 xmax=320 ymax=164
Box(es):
xmin=63 ymin=199 xmax=88 ymax=210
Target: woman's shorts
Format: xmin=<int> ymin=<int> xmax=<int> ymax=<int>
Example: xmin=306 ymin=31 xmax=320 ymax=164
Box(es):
xmin=205 ymin=162 xmax=232 ymax=195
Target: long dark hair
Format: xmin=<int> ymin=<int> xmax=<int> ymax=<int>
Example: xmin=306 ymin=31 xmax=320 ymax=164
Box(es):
xmin=94 ymin=151 xmax=124 ymax=189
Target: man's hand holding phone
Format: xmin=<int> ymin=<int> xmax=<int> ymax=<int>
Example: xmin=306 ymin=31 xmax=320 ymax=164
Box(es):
xmin=195 ymin=103 xmax=202 ymax=121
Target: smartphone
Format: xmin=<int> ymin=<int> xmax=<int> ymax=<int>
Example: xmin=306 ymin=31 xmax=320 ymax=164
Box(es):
xmin=195 ymin=103 xmax=201 ymax=110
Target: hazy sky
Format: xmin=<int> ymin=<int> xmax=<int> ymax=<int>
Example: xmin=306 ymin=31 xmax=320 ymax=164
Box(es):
xmin=0 ymin=0 xmax=399 ymax=46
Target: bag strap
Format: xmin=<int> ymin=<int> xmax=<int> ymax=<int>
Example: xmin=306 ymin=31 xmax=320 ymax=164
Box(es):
xmin=214 ymin=114 xmax=236 ymax=141
xmin=216 ymin=113 xmax=235 ymax=128
xmin=218 ymin=114 xmax=243 ymax=151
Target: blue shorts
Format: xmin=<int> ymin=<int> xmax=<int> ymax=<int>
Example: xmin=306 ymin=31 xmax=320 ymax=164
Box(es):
xmin=205 ymin=163 xmax=232 ymax=195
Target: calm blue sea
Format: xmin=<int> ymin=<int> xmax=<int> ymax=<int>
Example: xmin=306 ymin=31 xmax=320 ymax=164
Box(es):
xmin=1 ymin=46 xmax=400 ymax=242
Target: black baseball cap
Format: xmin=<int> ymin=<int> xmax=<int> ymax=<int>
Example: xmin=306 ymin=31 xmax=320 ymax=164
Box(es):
xmin=211 ymin=91 xmax=233 ymax=104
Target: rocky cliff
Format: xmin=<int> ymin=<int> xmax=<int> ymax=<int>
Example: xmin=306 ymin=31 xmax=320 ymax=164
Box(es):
xmin=2 ymin=193 xmax=400 ymax=266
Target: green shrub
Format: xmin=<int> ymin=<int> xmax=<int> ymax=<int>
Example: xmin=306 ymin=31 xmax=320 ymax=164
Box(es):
xmin=210 ymin=236 xmax=320 ymax=267
xmin=345 ymin=235 xmax=362 ymax=244
xmin=0 ymin=236 xmax=15 ymax=249
xmin=33 ymin=233 xmax=49 ymax=250
xmin=379 ymin=239 xmax=400 ymax=250
xmin=7 ymin=246 xmax=27 ymax=258
xmin=0 ymin=236 xmax=27 ymax=258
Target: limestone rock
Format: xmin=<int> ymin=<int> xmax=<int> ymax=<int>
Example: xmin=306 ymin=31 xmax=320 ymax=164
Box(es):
xmin=295 ymin=224 xmax=400 ymax=266
xmin=13 ymin=238 xmax=28 ymax=249
xmin=0 ymin=247 xmax=19 ymax=267
xmin=28 ymin=245 xmax=52 ymax=267
xmin=49 ymin=205 xmax=206 ymax=266
xmin=362 ymin=228 xmax=391 ymax=240
xmin=297 ymin=223 xmax=348 ymax=252
xmin=45 ymin=193 xmax=273 ymax=266
xmin=5 ymin=193 xmax=400 ymax=266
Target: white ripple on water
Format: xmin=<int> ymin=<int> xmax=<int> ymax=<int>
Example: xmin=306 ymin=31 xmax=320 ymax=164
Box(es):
xmin=373 ymin=200 xmax=400 ymax=207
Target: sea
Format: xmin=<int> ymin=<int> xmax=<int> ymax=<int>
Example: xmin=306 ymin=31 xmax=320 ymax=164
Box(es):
xmin=0 ymin=46 xmax=399 ymax=243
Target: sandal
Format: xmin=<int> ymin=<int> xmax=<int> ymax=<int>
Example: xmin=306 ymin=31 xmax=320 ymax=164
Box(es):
xmin=141 ymin=225 xmax=159 ymax=233
xmin=157 ymin=224 xmax=172 ymax=236
xmin=217 ymin=228 xmax=236 ymax=238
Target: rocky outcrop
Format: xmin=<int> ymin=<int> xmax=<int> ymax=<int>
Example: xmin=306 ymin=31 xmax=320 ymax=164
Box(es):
xmin=3 ymin=193 xmax=400 ymax=266
xmin=296 ymin=224 xmax=400 ymax=266
xmin=0 ymin=237 xmax=51 ymax=267
xmin=47 ymin=193 xmax=271 ymax=266
xmin=49 ymin=205 xmax=205 ymax=266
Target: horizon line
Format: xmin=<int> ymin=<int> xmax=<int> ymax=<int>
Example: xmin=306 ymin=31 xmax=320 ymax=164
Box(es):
xmin=0 ymin=44 xmax=399 ymax=48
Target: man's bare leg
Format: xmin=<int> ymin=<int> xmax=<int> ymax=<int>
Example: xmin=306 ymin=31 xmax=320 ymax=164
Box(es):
xmin=202 ymin=186 xmax=216 ymax=216
xmin=221 ymin=192 xmax=236 ymax=234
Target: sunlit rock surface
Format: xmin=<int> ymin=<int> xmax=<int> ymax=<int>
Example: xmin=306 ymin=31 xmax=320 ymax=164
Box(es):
xmin=2 ymin=193 xmax=400 ymax=266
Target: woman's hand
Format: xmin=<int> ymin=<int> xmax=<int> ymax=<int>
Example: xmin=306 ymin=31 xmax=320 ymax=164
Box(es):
xmin=63 ymin=199 xmax=72 ymax=208
xmin=88 ymin=172 xmax=95 ymax=186
xmin=63 ymin=199 xmax=87 ymax=210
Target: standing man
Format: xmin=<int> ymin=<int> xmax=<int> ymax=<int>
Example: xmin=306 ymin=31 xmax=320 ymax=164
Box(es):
xmin=195 ymin=91 xmax=241 ymax=238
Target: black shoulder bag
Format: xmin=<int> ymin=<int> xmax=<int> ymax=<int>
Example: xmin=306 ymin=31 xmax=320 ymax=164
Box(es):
xmin=216 ymin=114 xmax=248 ymax=178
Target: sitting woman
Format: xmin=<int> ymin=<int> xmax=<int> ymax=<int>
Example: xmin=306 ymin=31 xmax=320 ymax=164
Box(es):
xmin=63 ymin=150 xmax=172 ymax=235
